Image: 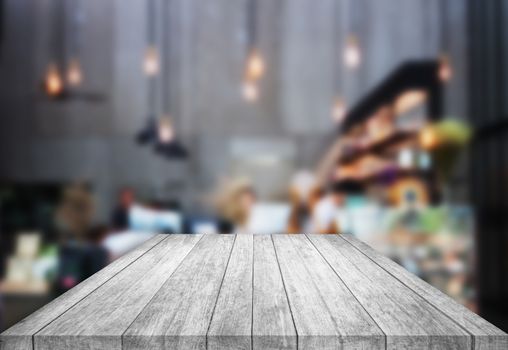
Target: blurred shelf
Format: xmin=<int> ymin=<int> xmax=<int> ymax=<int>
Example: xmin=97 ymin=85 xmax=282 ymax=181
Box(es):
xmin=340 ymin=60 xmax=441 ymax=134
xmin=0 ymin=280 xmax=49 ymax=295
xmin=338 ymin=168 xmax=432 ymax=185
xmin=339 ymin=130 xmax=418 ymax=165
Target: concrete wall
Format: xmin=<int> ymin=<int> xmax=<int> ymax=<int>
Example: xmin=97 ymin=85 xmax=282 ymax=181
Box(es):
xmin=0 ymin=0 xmax=468 ymax=220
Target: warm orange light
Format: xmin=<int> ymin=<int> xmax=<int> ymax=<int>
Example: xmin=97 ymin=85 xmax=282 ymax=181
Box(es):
xmin=158 ymin=116 xmax=174 ymax=143
xmin=44 ymin=63 xmax=63 ymax=97
xmin=332 ymin=98 xmax=347 ymax=123
xmin=242 ymin=80 xmax=259 ymax=102
xmin=143 ymin=46 xmax=160 ymax=77
xmin=67 ymin=59 xmax=83 ymax=86
xmin=246 ymin=49 xmax=265 ymax=81
xmin=344 ymin=35 xmax=361 ymax=70
xmin=394 ymin=90 xmax=427 ymax=115
xmin=439 ymin=54 xmax=452 ymax=83
xmin=419 ymin=126 xmax=438 ymax=150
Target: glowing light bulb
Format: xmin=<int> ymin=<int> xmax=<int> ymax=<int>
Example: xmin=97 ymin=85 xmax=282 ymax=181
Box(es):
xmin=332 ymin=98 xmax=347 ymax=123
xmin=44 ymin=63 xmax=64 ymax=97
xmin=439 ymin=54 xmax=452 ymax=83
xmin=67 ymin=59 xmax=83 ymax=86
xmin=419 ymin=126 xmax=438 ymax=150
xmin=344 ymin=35 xmax=361 ymax=70
xmin=242 ymin=80 xmax=259 ymax=102
xmin=143 ymin=46 xmax=160 ymax=77
xmin=158 ymin=116 xmax=174 ymax=143
xmin=246 ymin=49 xmax=265 ymax=81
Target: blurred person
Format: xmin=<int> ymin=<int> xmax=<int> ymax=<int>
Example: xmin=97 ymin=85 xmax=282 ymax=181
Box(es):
xmin=312 ymin=181 xmax=363 ymax=234
xmin=287 ymin=187 xmax=323 ymax=233
xmin=312 ymin=182 xmax=345 ymax=234
xmin=212 ymin=178 xmax=257 ymax=233
xmin=55 ymin=182 xmax=95 ymax=243
xmin=111 ymin=187 xmax=136 ymax=230
xmin=287 ymin=171 xmax=318 ymax=233
xmin=55 ymin=225 xmax=109 ymax=295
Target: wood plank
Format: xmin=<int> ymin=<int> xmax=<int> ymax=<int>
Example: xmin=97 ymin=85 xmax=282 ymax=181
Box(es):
xmin=208 ymin=234 xmax=253 ymax=350
xmin=0 ymin=234 xmax=166 ymax=350
xmin=33 ymin=234 xmax=202 ymax=350
xmin=272 ymin=234 xmax=384 ymax=349
xmin=308 ymin=234 xmax=471 ymax=349
xmin=252 ymin=235 xmax=296 ymax=350
xmin=123 ymin=234 xmax=235 ymax=350
xmin=340 ymin=233 xmax=508 ymax=350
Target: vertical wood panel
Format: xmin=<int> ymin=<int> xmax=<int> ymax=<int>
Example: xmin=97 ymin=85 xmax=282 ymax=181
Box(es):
xmin=34 ymin=235 xmax=201 ymax=350
xmin=0 ymin=234 xmax=166 ymax=350
xmin=208 ymin=234 xmax=253 ymax=350
xmin=272 ymin=234 xmax=384 ymax=349
xmin=252 ymin=235 xmax=296 ymax=350
xmin=123 ymin=234 xmax=235 ymax=350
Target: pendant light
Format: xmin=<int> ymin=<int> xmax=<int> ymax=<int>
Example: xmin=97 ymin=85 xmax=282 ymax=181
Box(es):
xmin=44 ymin=0 xmax=65 ymax=98
xmin=136 ymin=0 xmax=188 ymax=159
xmin=143 ymin=0 xmax=160 ymax=77
xmin=242 ymin=0 xmax=263 ymax=102
xmin=242 ymin=79 xmax=259 ymax=102
xmin=343 ymin=0 xmax=361 ymax=70
xmin=245 ymin=48 xmax=265 ymax=81
xmin=144 ymin=46 xmax=160 ymax=77
xmin=66 ymin=0 xmax=84 ymax=86
xmin=332 ymin=97 xmax=347 ymax=123
xmin=44 ymin=63 xmax=64 ymax=97
xmin=331 ymin=0 xmax=347 ymax=123
xmin=438 ymin=54 xmax=452 ymax=83
xmin=158 ymin=0 xmax=174 ymax=146
xmin=155 ymin=0 xmax=188 ymax=159
xmin=344 ymin=35 xmax=361 ymax=70
xmin=136 ymin=0 xmax=159 ymax=144
xmin=438 ymin=2 xmax=452 ymax=84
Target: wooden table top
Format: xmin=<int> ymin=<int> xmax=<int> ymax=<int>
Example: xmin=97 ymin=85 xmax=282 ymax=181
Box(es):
xmin=2 ymin=234 xmax=507 ymax=350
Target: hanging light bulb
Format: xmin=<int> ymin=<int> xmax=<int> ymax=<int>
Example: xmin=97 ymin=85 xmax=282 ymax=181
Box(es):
xmin=158 ymin=116 xmax=174 ymax=144
xmin=242 ymin=79 xmax=259 ymax=102
xmin=332 ymin=97 xmax=347 ymax=123
xmin=438 ymin=54 xmax=452 ymax=83
xmin=143 ymin=45 xmax=160 ymax=77
xmin=245 ymin=48 xmax=265 ymax=81
xmin=419 ymin=125 xmax=439 ymax=150
xmin=67 ymin=58 xmax=83 ymax=86
xmin=44 ymin=63 xmax=64 ymax=97
xmin=344 ymin=35 xmax=361 ymax=70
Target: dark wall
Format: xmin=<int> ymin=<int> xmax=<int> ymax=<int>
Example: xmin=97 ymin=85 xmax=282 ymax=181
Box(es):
xmin=468 ymin=0 xmax=508 ymax=329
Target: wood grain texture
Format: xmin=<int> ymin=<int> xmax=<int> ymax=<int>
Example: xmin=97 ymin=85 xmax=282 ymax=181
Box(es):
xmin=252 ymin=235 xmax=296 ymax=350
xmin=0 ymin=234 xmax=166 ymax=350
xmin=272 ymin=234 xmax=385 ymax=349
xmin=208 ymin=234 xmax=253 ymax=350
xmin=308 ymin=234 xmax=471 ymax=349
xmin=2 ymin=233 xmax=507 ymax=350
xmin=123 ymin=234 xmax=235 ymax=350
xmin=34 ymin=234 xmax=202 ymax=350
xmin=340 ymin=233 xmax=508 ymax=350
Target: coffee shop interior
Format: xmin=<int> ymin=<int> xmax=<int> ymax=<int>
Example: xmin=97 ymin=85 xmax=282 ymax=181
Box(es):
xmin=1 ymin=0 xmax=507 ymax=333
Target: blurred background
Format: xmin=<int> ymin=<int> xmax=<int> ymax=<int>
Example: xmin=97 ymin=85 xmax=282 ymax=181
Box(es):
xmin=1 ymin=0 xmax=507 ymax=333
